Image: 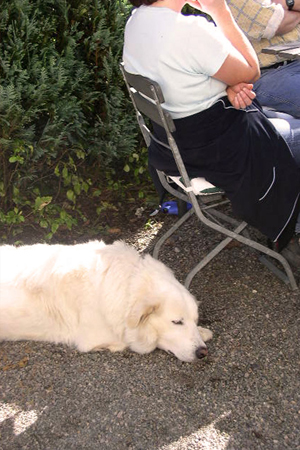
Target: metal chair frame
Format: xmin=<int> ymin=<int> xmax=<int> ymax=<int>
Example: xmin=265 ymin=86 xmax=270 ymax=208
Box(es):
xmin=120 ymin=63 xmax=298 ymax=291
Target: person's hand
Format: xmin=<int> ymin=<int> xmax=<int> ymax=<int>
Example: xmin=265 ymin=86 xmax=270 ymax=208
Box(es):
xmin=226 ymin=83 xmax=256 ymax=109
xmin=187 ymin=0 xmax=227 ymax=15
xmin=187 ymin=0 xmax=204 ymax=10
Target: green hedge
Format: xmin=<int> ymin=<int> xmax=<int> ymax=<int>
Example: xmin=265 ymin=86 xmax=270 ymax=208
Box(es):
xmin=0 ymin=0 xmax=142 ymax=237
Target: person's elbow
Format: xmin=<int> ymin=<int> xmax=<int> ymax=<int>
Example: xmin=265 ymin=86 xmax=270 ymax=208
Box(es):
xmin=251 ymin=67 xmax=261 ymax=83
xmin=236 ymin=61 xmax=261 ymax=84
xmin=240 ymin=65 xmax=260 ymax=83
xmin=213 ymin=61 xmax=260 ymax=85
xmin=213 ymin=51 xmax=260 ymax=85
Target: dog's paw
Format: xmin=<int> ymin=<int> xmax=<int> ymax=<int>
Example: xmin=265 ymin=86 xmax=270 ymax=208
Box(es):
xmin=198 ymin=326 xmax=213 ymax=342
xmin=106 ymin=342 xmax=128 ymax=352
xmin=89 ymin=342 xmax=127 ymax=352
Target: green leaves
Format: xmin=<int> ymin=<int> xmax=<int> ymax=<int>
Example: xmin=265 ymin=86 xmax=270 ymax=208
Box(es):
xmin=0 ymin=0 xmax=142 ymax=239
xmin=34 ymin=196 xmax=52 ymax=211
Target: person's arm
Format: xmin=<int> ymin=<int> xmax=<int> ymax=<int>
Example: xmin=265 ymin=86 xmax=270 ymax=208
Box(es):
xmin=273 ymin=0 xmax=300 ymax=12
xmin=276 ymin=10 xmax=300 ymax=34
xmin=188 ymin=0 xmax=260 ymax=85
xmin=272 ymin=0 xmax=300 ymax=34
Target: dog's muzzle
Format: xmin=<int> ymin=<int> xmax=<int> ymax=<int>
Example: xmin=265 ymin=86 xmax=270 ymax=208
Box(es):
xmin=195 ymin=346 xmax=208 ymax=359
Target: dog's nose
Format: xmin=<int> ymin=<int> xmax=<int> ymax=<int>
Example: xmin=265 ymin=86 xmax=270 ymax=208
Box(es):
xmin=195 ymin=346 xmax=208 ymax=359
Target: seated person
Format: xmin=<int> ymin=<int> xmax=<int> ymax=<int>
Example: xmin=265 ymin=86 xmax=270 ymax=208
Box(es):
xmin=123 ymin=0 xmax=300 ymax=267
xmin=227 ymin=0 xmax=300 ymax=117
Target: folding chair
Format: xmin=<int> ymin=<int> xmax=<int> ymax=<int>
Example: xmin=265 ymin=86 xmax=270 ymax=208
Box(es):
xmin=120 ymin=63 xmax=298 ymax=291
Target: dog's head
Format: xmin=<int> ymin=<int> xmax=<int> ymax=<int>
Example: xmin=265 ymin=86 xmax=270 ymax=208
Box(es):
xmin=125 ymin=255 xmax=212 ymax=362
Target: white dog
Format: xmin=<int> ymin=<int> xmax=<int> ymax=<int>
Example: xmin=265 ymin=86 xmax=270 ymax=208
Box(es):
xmin=0 ymin=240 xmax=212 ymax=362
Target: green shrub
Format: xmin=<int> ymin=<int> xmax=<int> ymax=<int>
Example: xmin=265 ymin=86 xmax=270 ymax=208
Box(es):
xmin=0 ymin=0 xmax=141 ymax=238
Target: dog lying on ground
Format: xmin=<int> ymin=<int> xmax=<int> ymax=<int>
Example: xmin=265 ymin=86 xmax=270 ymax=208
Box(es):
xmin=0 ymin=240 xmax=212 ymax=362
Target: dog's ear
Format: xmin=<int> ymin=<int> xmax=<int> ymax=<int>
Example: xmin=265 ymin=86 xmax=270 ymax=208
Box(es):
xmin=127 ymin=303 xmax=159 ymax=329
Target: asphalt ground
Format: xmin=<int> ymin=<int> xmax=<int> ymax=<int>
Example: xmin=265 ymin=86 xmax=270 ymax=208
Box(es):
xmin=1 ymin=214 xmax=300 ymax=450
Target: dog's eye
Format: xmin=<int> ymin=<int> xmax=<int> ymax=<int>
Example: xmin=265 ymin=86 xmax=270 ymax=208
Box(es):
xmin=172 ymin=319 xmax=184 ymax=325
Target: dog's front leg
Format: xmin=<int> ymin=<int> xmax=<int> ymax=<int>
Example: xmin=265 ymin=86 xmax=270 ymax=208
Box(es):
xmin=197 ymin=326 xmax=213 ymax=342
xmin=91 ymin=342 xmax=128 ymax=352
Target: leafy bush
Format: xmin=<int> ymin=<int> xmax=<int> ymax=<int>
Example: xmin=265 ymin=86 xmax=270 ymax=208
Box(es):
xmin=0 ymin=0 xmax=142 ymax=239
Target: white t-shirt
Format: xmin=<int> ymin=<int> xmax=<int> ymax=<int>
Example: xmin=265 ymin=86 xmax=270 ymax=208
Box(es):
xmin=123 ymin=6 xmax=232 ymax=119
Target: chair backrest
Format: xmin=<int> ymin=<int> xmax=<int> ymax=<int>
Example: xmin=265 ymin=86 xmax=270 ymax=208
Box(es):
xmin=120 ymin=63 xmax=175 ymax=135
xmin=120 ymin=62 xmax=195 ymax=197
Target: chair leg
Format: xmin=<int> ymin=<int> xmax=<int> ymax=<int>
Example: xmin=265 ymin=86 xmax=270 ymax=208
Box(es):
xmin=184 ymin=221 xmax=247 ymax=289
xmin=190 ymin=198 xmax=298 ymax=291
xmin=184 ymin=221 xmax=298 ymax=291
xmin=153 ymin=207 xmax=298 ymax=290
xmin=177 ymin=198 xmax=188 ymax=218
xmin=259 ymin=255 xmax=294 ymax=286
xmin=153 ymin=208 xmax=194 ymax=259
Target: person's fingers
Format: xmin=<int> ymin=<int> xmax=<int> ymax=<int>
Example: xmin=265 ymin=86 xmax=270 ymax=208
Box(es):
xmin=233 ymin=95 xmax=241 ymax=109
xmin=236 ymin=92 xmax=246 ymax=109
xmin=243 ymin=87 xmax=256 ymax=99
xmin=239 ymin=90 xmax=252 ymax=106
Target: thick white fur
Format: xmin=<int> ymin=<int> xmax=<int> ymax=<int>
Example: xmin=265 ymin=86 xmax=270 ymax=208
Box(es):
xmin=0 ymin=240 xmax=212 ymax=362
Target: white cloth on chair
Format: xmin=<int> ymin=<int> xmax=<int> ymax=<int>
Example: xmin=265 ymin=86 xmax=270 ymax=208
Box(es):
xmin=168 ymin=176 xmax=223 ymax=196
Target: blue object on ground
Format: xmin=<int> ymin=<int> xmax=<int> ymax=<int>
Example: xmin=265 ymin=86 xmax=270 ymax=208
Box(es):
xmin=161 ymin=201 xmax=192 ymax=215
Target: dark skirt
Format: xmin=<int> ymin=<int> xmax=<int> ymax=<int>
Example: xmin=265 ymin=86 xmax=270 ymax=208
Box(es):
xmin=149 ymin=97 xmax=300 ymax=243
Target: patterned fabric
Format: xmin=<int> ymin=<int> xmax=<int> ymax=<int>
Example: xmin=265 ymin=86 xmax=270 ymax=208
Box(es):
xmin=227 ymin=0 xmax=300 ymax=67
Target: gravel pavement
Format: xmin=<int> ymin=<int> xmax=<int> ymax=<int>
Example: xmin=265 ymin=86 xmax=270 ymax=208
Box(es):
xmin=1 ymin=213 xmax=300 ymax=450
